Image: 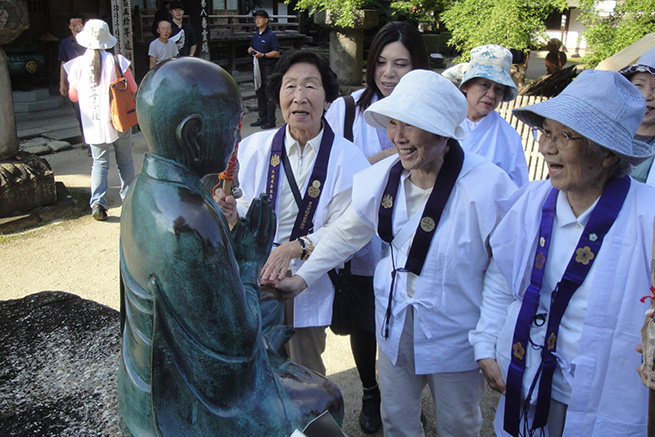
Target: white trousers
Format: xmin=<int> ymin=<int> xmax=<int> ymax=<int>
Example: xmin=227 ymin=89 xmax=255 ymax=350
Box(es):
xmin=494 ymin=395 xmax=568 ymax=437
xmin=378 ymin=308 xmax=485 ymax=437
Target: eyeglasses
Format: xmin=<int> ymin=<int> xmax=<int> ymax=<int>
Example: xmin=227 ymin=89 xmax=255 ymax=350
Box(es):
xmin=532 ymin=126 xmax=584 ymax=150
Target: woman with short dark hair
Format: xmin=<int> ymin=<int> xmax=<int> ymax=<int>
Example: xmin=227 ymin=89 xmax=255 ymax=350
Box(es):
xmin=215 ymin=50 xmax=369 ymax=376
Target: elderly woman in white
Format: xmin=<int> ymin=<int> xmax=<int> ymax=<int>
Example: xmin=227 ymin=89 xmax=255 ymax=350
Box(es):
xmin=215 ymin=50 xmax=369 ymax=376
xmin=470 ymin=70 xmax=655 ymax=436
xmin=443 ymin=45 xmax=529 ymax=187
xmin=272 ymin=69 xmax=517 ymax=436
xmin=620 ymin=48 xmax=655 ymax=186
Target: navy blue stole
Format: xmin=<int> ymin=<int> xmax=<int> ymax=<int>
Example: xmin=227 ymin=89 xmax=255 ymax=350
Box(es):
xmin=504 ymin=175 xmax=630 ymax=437
xmin=265 ymin=122 xmax=336 ymax=241
xmin=377 ymin=139 xmax=464 ymax=338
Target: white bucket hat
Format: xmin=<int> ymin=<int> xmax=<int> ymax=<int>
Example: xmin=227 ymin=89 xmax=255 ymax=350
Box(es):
xmin=512 ymin=69 xmax=654 ymax=166
xmin=76 ymin=19 xmax=116 ymax=50
xmin=363 ymin=69 xmax=467 ymax=140
xmin=459 ymin=45 xmax=518 ymax=101
xmin=619 ymin=48 xmax=655 ymax=78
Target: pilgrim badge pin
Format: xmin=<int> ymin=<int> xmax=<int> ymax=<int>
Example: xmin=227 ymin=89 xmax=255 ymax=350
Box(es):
xmin=540 ymin=237 xmax=546 ymax=247
xmin=589 ymin=233 xmax=598 ymax=242
xmin=308 ymin=180 xmax=321 ymax=198
xmin=420 ymin=217 xmax=436 ymax=233
xmin=382 ymin=194 xmax=393 ymax=209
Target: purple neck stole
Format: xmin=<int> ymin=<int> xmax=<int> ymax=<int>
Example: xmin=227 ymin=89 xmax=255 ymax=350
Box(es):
xmin=504 ymin=175 xmax=630 ymax=437
xmin=265 ymin=122 xmax=336 ymax=241
xmin=377 ymin=139 xmax=464 ymax=338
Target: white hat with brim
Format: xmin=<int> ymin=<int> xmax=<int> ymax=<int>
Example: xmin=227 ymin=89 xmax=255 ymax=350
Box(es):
xmin=512 ymin=69 xmax=654 ymax=166
xmin=364 ymin=69 xmax=467 ymax=140
xmin=619 ymin=48 xmax=655 ymax=78
xmin=460 ymin=45 xmax=518 ymax=102
xmin=76 ymin=19 xmax=117 ymax=50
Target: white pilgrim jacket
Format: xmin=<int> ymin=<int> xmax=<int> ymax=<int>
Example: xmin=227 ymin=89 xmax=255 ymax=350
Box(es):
xmin=299 ymin=151 xmax=516 ymax=373
xmin=324 ymin=88 xmax=389 ymax=276
xmin=471 ymin=179 xmax=655 ymax=436
xmin=460 ymin=110 xmax=529 ymax=187
xmin=237 ymin=125 xmax=369 ymax=328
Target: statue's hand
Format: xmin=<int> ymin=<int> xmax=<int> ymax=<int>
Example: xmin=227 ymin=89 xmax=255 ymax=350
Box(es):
xmin=262 ymin=275 xmax=308 ymax=299
xmin=232 ymin=194 xmax=276 ymax=266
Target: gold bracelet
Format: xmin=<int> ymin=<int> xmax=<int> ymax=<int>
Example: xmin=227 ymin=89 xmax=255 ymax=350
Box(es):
xmin=300 ymin=236 xmax=314 ymax=261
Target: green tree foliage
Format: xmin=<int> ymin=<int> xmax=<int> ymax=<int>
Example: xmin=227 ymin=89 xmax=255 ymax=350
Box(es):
xmin=291 ymin=0 xmax=369 ymax=27
xmin=579 ymin=0 xmax=655 ymax=68
xmin=440 ymin=0 xmax=566 ymax=62
xmin=389 ymin=0 xmax=450 ymax=30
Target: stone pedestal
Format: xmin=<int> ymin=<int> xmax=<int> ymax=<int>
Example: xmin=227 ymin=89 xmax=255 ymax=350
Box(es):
xmin=0 ymin=152 xmax=57 ymax=217
xmin=314 ymin=9 xmax=378 ymax=87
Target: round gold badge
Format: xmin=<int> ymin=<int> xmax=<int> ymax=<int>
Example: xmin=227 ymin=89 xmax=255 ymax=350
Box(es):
xmin=26 ymin=61 xmax=38 ymax=74
xmin=381 ymin=194 xmax=393 ymax=209
xmin=420 ymin=217 xmax=435 ymax=232
xmin=308 ymin=180 xmax=321 ymax=198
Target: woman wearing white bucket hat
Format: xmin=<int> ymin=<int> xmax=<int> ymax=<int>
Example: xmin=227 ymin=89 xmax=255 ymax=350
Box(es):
xmin=470 ymin=69 xmax=655 ymax=436
xmin=64 ymin=19 xmax=137 ymax=221
xmin=273 ymin=69 xmax=517 ymax=436
xmin=620 ymin=48 xmax=655 ymax=186
xmin=443 ymin=45 xmax=529 ymax=187
xmin=323 ymin=22 xmax=429 ymax=432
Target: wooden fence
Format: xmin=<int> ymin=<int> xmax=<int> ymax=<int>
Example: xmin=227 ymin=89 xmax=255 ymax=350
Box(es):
xmin=497 ymin=95 xmax=550 ymax=181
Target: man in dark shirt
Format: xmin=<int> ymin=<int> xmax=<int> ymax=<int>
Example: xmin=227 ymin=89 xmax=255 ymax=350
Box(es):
xmin=169 ymin=1 xmax=197 ymax=57
xmin=151 ymin=1 xmax=172 ymax=37
xmin=248 ymin=9 xmax=279 ymax=129
xmin=58 ymin=14 xmax=87 ymax=151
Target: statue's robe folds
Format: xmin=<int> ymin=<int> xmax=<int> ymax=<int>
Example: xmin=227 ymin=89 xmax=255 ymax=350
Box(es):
xmin=118 ymin=153 xmax=343 ymax=436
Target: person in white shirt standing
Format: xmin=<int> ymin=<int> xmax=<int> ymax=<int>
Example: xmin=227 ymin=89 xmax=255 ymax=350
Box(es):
xmin=273 ymin=69 xmax=517 ymax=437
xmin=214 ymin=50 xmax=369 ymax=377
xmin=443 ymin=45 xmax=529 ymax=187
xmin=64 ymin=19 xmax=137 ymax=221
xmin=323 ymin=21 xmax=429 ymax=434
xmin=470 ymin=70 xmax=655 ymax=436
xmin=149 ymin=19 xmax=178 ymax=69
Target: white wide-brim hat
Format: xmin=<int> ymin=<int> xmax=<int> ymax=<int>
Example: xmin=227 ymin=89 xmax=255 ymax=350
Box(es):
xmin=76 ymin=19 xmax=117 ymax=50
xmin=460 ymin=45 xmax=518 ymax=102
xmin=619 ymin=48 xmax=655 ymax=78
xmin=363 ymin=69 xmax=467 ymax=140
xmin=512 ymin=69 xmax=653 ymax=166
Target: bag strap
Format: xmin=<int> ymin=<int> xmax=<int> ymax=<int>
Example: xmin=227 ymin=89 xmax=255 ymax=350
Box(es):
xmin=280 ymin=145 xmax=303 ymax=209
xmin=113 ymin=54 xmax=123 ymax=79
xmin=343 ymin=95 xmax=356 ymax=142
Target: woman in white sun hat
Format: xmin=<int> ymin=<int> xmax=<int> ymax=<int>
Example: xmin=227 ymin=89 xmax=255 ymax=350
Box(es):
xmin=272 ymin=69 xmax=517 ymax=436
xmin=620 ymin=48 xmax=655 ymax=185
xmin=64 ymin=19 xmax=137 ymax=221
xmin=470 ymin=69 xmax=655 ymax=436
xmin=443 ymin=44 xmax=529 ymax=187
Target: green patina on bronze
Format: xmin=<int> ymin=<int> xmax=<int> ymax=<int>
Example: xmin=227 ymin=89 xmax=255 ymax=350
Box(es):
xmin=118 ymin=57 xmax=343 ymax=436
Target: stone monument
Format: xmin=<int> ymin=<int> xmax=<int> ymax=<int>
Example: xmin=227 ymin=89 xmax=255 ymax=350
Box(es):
xmin=118 ymin=57 xmax=343 ymax=436
xmin=0 ymin=0 xmax=57 ymax=218
xmin=314 ymin=9 xmax=378 ymax=87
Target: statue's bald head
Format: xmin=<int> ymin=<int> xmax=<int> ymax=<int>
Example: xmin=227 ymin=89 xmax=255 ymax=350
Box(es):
xmin=137 ymin=58 xmax=243 ymax=177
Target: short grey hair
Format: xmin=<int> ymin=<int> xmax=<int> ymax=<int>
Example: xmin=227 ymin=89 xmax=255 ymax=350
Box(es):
xmin=584 ymin=139 xmax=632 ymax=179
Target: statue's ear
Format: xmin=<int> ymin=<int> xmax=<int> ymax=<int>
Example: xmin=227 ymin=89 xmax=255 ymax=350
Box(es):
xmin=176 ymin=115 xmax=204 ymax=166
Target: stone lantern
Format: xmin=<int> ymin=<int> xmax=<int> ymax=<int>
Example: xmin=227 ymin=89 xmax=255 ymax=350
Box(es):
xmin=0 ymin=0 xmax=58 ymax=219
xmin=314 ymin=9 xmax=378 ymax=88
xmin=0 ymin=0 xmax=28 ymax=160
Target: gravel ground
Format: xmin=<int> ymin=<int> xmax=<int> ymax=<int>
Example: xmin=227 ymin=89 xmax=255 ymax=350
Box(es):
xmin=0 ymin=106 xmax=499 ymax=436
